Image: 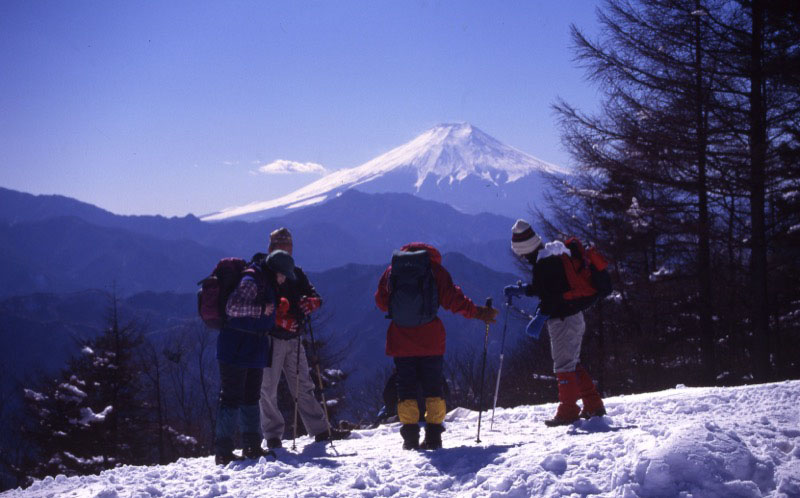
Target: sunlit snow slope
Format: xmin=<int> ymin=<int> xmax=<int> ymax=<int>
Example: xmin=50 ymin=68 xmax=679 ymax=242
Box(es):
xmin=8 ymin=381 xmax=800 ymax=497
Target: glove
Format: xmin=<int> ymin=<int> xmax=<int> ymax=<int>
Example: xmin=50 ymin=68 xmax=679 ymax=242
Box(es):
xmin=276 ymin=297 xmax=298 ymax=333
xmin=525 ymin=310 xmax=549 ymax=340
xmin=299 ymin=296 xmax=322 ymax=315
xmin=503 ymin=284 xmax=526 ymax=298
xmin=474 ymin=305 xmax=499 ymax=324
xmin=277 ymin=297 xmax=290 ymax=315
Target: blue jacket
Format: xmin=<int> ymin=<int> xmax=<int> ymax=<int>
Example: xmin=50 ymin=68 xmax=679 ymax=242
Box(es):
xmin=216 ymin=268 xmax=276 ymax=368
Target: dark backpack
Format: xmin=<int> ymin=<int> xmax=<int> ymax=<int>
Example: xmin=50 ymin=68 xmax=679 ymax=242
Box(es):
xmin=197 ymin=258 xmax=248 ymax=329
xmin=387 ymin=250 xmax=439 ymax=327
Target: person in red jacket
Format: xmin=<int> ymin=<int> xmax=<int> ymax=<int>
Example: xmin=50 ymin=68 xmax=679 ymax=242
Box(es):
xmin=375 ymin=242 xmax=498 ymax=450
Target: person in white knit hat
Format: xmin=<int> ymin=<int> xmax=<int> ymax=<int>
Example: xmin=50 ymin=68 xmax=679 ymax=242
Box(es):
xmin=510 ymin=219 xmax=543 ymax=259
xmin=504 ymin=219 xmax=610 ymax=426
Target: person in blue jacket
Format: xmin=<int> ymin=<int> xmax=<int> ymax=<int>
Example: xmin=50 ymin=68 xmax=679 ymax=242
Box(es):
xmin=213 ymin=250 xmax=296 ymax=465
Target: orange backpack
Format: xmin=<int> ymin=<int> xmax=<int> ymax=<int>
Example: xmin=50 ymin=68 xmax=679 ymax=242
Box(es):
xmin=561 ymin=237 xmax=610 ymax=301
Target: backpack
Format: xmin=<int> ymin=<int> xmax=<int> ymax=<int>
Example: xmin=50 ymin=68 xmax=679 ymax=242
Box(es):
xmin=387 ymin=250 xmax=439 ymax=327
xmin=562 ymin=237 xmax=612 ymax=301
xmin=197 ymin=258 xmax=248 ymax=329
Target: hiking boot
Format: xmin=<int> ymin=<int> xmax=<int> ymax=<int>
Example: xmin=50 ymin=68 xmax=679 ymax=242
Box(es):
xmin=214 ymin=451 xmax=242 ymax=465
xmin=579 ymin=407 xmax=607 ymax=419
xmin=266 ymin=437 xmax=283 ymax=449
xmin=545 ymin=372 xmax=581 ymax=428
xmin=575 ymin=365 xmax=605 ymax=418
xmin=544 ymin=415 xmax=579 ymax=427
xmin=314 ymin=428 xmax=351 ymax=443
xmin=243 ymin=446 xmax=276 ymax=460
xmin=400 ymin=424 xmax=420 ymax=450
xmin=419 ymin=423 xmax=444 ymax=450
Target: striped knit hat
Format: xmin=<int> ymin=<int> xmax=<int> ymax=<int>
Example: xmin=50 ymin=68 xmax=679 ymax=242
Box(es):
xmin=269 ymin=227 xmax=293 ymax=251
xmin=511 ymin=219 xmax=542 ymax=256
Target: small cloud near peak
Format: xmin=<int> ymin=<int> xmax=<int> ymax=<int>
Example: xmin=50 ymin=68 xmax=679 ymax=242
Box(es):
xmin=257 ymin=160 xmax=327 ymax=175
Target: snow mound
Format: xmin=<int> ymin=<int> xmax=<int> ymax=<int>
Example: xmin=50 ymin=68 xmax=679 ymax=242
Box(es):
xmin=630 ymin=421 xmax=774 ymax=497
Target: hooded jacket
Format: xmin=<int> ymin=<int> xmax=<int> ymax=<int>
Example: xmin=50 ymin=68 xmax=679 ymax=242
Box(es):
xmin=375 ymin=243 xmax=478 ymax=357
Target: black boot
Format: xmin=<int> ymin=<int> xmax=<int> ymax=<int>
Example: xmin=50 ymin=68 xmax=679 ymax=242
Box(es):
xmin=400 ymin=424 xmax=420 ymax=450
xmin=420 ymin=423 xmax=444 ymax=450
xmin=214 ymin=451 xmax=242 ymax=465
xmin=243 ymin=446 xmax=276 ymax=460
xmin=214 ymin=404 xmax=239 ymax=465
xmin=314 ymin=427 xmax=352 ymax=442
xmin=579 ymin=407 xmax=607 ymax=419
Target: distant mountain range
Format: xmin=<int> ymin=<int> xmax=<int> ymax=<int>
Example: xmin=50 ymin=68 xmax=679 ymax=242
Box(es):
xmin=202 ymin=123 xmax=564 ymax=221
xmin=0 ymin=159 xmax=542 ymax=418
xmin=0 ymin=255 xmax=531 ymax=419
xmin=0 ymin=290 xmax=197 ymax=388
xmin=0 ymin=187 xmax=523 ymax=299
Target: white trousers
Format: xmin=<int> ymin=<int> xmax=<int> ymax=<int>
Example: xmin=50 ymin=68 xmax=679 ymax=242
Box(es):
xmin=259 ymin=337 xmax=329 ymax=440
xmin=547 ymin=312 xmax=586 ymax=373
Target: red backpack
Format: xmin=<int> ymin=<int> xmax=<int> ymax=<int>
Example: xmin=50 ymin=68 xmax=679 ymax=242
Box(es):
xmin=561 ymin=237 xmax=611 ymax=301
xmin=197 ymin=258 xmax=248 ymax=329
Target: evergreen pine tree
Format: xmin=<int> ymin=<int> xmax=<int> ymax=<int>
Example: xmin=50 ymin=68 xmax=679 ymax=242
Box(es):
xmin=20 ymin=295 xmax=150 ymax=482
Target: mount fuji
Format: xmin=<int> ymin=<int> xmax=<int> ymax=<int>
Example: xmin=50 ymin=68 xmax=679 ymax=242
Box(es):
xmin=202 ymin=123 xmax=568 ymax=222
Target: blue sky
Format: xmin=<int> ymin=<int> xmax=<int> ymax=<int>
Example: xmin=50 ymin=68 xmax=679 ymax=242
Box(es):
xmin=1 ymin=1 xmax=601 ymax=217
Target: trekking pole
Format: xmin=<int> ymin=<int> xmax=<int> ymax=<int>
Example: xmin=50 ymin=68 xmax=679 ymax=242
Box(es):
xmin=305 ymin=318 xmax=339 ymax=456
xmin=490 ymin=294 xmax=512 ymax=431
xmin=291 ymin=332 xmax=301 ymax=451
xmin=476 ymin=297 xmax=492 ymax=444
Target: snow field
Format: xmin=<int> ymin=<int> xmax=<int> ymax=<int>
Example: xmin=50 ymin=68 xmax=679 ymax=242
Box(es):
xmin=5 ymin=380 xmax=799 ymax=497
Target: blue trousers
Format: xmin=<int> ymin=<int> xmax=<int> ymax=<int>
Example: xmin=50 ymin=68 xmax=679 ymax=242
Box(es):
xmin=214 ymin=362 xmax=263 ymax=454
xmin=394 ymin=356 xmax=444 ymax=401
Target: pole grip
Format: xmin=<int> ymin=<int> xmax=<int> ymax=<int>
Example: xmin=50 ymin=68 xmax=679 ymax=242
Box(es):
xmin=485 ymin=297 xmax=492 ymax=309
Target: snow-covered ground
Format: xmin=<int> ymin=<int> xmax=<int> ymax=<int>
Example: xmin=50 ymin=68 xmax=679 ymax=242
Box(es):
xmin=6 ymin=381 xmax=799 ymax=498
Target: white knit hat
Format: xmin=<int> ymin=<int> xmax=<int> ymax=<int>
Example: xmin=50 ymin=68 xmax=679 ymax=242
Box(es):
xmin=510 ymin=219 xmax=542 ymax=256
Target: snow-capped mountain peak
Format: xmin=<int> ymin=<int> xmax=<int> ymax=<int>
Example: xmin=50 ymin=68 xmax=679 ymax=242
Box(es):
xmin=202 ymin=123 xmax=566 ymax=222
xmin=359 ymin=122 xmax=565 ymax=187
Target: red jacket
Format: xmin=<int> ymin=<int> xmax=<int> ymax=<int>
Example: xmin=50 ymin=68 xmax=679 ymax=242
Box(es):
xmin=375 ymin=243 xmax=478 ymax=357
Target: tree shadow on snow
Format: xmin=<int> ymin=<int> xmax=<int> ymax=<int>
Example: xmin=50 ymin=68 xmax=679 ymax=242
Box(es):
xmin=422 ymin=443 xmax=517 ymax=477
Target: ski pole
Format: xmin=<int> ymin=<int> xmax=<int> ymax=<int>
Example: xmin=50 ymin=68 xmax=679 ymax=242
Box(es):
xmin=305 ymin=318 xmax=339 ymax=455
xmin=291 ymin=331 xmax=301 ymax=452
xmin=476 ymin=297 xmax=492 ymax=444
xmin=490 ymin=294 xmax=512 ymax=431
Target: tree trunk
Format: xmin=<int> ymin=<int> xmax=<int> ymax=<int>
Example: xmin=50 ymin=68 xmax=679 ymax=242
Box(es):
xmin=748 ymin=0 xmax=771 ymax=381
xmin=694 ymin=1 xmax=715 ymax=383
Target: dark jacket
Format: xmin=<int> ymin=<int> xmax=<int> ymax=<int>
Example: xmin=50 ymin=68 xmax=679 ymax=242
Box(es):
xmin=216 ymin=264 xmax=276 ymax=368
xmin=375 ymin=243 xmax=478 ymax=357
xmin=271 ymin=265 xmax=321 ymax=340
xmin=526 ymin=250 xmax=609 ymax=319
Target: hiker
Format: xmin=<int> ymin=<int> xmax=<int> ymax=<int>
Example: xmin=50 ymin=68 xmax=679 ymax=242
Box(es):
xmin=375 ymin=242 xmax=498 ymax=449
xmin=259 ymin=227 xmax=350 ymax=450
xmin=504 ymin=219 xmax=612 ymax=426
xmin=214 ymin=250 xmax=292 ymax=465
